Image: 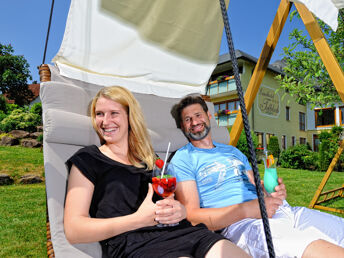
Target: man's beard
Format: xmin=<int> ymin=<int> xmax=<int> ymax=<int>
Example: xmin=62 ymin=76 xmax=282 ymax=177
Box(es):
xmin=184 ymin=123 xmax=211 ymax=141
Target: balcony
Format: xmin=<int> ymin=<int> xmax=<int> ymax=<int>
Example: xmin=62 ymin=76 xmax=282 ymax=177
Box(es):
xmin=206 ymin=75 xmax=237 ymax=97
xmin=214 ymin=110 xmax=238 ymax=127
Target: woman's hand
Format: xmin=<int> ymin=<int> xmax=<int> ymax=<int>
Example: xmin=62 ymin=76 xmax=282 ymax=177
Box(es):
xmin=155 ymin=196 xmax=187 ymax=225
xmin=135 ymin=184 xmax=158 ymax=227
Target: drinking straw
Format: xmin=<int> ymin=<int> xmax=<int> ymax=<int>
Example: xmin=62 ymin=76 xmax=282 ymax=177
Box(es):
xmin=161 ymin=142 xmax=171 ymax=178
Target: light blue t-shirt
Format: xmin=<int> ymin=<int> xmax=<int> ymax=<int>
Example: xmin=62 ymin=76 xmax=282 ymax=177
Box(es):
xmin=171 ymin=141 xmax=257 ymax=208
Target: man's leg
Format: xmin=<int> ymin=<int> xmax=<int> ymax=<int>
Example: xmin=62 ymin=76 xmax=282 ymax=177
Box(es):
xmin=292 ymin=205 xmax=344 ymax=246
xmin=302 ymin=239 xmax=344 ymax=258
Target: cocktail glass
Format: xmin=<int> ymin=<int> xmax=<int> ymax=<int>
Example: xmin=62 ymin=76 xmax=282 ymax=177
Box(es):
xmin=263 ymin=157 xmax=278 ymax=194
xmin=152 ymin=163 xmax=178 ymax=227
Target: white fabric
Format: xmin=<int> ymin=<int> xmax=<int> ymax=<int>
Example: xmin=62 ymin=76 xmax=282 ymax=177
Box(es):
xmin=222 ymin=200 xmax=344 ymax=258
xmin=291 ymin=0 xmax=344 ymax=31
xmin=53 ymin=0 xmax=227 ymax=98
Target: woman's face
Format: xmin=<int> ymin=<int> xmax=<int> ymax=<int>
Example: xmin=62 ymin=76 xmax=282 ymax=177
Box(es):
xmin=95 ymin=97 xmax=129 ymax=145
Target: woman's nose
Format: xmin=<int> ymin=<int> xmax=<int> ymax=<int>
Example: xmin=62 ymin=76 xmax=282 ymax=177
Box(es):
xmin=103 ymin=113 xmax=111 ymax=125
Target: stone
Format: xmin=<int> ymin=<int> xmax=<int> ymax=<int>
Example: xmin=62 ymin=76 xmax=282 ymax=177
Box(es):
xmin=0 ymin=136 xmax=19 ymax=146
xmin=29 ymin=132 xmax=42 ymax=139
xmin=36 ymin=126 xmax=43 ymax=132
xmin=9 ymin=130 xmax=30 ymax=139
xmin=19 ymin=175 xmax=43 ymax=184
xmin=0 ymin=174 xmax=14 ymax=185
xmin=21 ymin=139 xmax=42 ymax=148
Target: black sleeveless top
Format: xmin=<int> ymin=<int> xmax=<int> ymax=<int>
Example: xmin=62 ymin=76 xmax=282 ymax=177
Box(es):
xmin=67 ymin=145 xmax=226 ymax=258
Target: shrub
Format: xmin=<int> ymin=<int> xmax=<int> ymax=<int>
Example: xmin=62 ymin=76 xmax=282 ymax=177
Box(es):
xmin=0 ymin=110 xmax=6 ymax=122
xmin=37 ymin=134 xmax=43 ymax=143
xmin=236 ymin=130 xmax=258 ymax=162
xmin=318 ymin=126 xmax=344 ymax=171
xmin=280 ymin=144 xmax=318 ymax=170
xmin=0 ymin=95 xmax=7 ymax=113
xmin=30 ymin=102 xmax=42 ymax=117
xmin=267 ymin=136 xmax=280 ymax=159
xmin=0 ymin=109 xmax=41 ymax=132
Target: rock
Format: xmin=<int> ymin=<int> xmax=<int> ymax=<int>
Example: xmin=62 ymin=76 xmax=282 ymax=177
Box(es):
xmin=19 ymin=175 xmax=43 ymax=184
xmin=9 ymin=130 xmax=30 ymax=139
xmin=29 ymin=132 xmax=42 ymax=139
xmin=0 ymin=174 xmax=14 ymax=185
xmin=21 ymin=139 xmax=42 ymax=148
xmin=36 ymin=126 xmax=43 ymax=132
xmin=0 ymin=136 xmax=19 ymax=146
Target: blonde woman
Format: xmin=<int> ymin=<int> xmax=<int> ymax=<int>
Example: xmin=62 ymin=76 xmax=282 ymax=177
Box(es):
xmin=64 ymin=86 xmax=250 ymax=258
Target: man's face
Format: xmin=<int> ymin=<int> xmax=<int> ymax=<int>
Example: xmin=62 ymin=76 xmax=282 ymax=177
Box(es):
xmin=180 ymin=103 xmax=211 ymax=141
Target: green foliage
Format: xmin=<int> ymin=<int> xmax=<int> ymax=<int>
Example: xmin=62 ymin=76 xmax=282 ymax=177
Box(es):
xmin=0 ymin=108 xmax=41 ymax=132
xmin=0 ymin=95 xmax=7 ymax=112
xmin=267 ymin=136 xmax=281 ymax=159
xmin=36 ymin=133 xmax=43 ymax=143
xmin=276 ymin=10 xmax=344 ymax=107
xmin=0 ymin=43 xmax=33 ymax=106
xmin=318 ymin=126 xmax=344 ymax=171
xmin=280 ymin=144 xmax=318 ymax=170
xmin=236 ymin=130 xmax=258 ymax=161
xmin=30 ymin=102 xmax=42 ymax=117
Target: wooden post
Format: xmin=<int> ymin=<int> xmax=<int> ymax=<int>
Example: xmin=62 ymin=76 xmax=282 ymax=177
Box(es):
xmin=229 ymin=0 xmax=291 ymax=146
xmin=38 ymin=64 xmax=51 ymax=82
xmin=38 ymin=63 xmax=54 ymax=257
xmin=309 ymin=139 xmax=344 ymax=212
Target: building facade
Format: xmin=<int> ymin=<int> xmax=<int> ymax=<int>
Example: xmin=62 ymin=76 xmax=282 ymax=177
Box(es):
xmin=208 ymin=50 xmax=308 ymax=151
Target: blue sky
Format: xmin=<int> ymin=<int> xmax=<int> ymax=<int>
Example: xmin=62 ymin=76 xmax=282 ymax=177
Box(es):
xmin=1 ymin=0 xmax=304 ymax=83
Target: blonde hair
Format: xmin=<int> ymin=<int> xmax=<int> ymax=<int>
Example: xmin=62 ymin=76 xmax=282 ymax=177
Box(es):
xmin=90 ymin=86 xmax=155 ymax=170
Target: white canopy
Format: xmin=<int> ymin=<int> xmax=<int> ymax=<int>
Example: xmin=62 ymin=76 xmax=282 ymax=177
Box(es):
xmin=291 ymin=0 xmax=344 ymax=31
xmin=53 ymin=0 xmax=228 ymax=98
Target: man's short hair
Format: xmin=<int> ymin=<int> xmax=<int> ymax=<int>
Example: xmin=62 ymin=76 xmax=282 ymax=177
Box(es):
xmin=171 ymin=95 xmax=208 ymax=129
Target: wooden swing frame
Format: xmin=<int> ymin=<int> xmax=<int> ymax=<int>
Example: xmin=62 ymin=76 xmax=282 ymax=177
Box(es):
xmin=228 ymin=0 xmax=344 ymax=215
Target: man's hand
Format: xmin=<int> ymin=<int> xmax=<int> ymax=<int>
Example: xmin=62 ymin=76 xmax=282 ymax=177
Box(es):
xmin=264 ymin=195 xmax=283 ymax=217
xmin=270 ymin=178 xmax=287 ymax=201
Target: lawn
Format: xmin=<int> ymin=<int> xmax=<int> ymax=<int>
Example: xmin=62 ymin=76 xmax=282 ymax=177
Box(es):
xmin=0 ymin=146 xmax=343 ymax=257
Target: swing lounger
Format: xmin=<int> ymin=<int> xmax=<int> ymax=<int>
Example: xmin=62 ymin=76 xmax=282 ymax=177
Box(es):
xmin=41 ymin=64 xmax=230 ymax=257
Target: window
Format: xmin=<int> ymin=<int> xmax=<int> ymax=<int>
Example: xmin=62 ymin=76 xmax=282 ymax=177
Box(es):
xmin=265 ymin=133 xmax=274 ymax=146
xmin=313 ymin=134 xmax=319 ymax=152
xmin=300 ymin=137 xmax=306 ymax=145
xmin=291 ymin=136 xmax=295 ymax=146
xmin=281 ymin=135 xmax=286 ymax=150
xmin=214 ymin=99 xmax=240 ymax=126
xmin=255 ymin=132 xmax=265 ymax=148
xmin=315 ymin=108 xmax=335 ymax=127
xmin=286 ymin=106 xmax=290 ymax=121
xmin=340 ymin=106 xmax=344 ymax=125
xmin=299 ymin=112 xmax=305 ymax=131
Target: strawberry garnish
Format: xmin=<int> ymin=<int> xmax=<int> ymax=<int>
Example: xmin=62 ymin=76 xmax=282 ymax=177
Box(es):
xmin=155 ymin=159 xmax=164 ymax=169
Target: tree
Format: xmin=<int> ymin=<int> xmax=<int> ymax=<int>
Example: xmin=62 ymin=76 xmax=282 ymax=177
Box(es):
xmin=0 ymin=43 xmax=33 ymax=106
xmin=267 ymin=136 xmax=281 ymax=160
xmin=276 ymin=10 xmax=344 ymax=108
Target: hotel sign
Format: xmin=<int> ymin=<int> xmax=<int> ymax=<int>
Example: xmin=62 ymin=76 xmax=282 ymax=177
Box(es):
xmin=257 ymin=85 xmax=280 ymax=118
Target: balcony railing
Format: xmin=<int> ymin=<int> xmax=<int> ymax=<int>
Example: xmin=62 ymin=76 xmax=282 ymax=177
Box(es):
xmin=215 ymin=111 xmax=238 ymax=127
xmin=207 ymin=76 xmax=237 ymax=96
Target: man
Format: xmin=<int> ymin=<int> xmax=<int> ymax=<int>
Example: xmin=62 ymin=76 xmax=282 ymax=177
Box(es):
xmin=170 ymin=95 xmax=344 ymax=258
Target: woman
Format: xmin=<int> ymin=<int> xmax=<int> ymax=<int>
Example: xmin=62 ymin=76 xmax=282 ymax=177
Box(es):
xmin=64 ymin=86 xmax=250 ymax=258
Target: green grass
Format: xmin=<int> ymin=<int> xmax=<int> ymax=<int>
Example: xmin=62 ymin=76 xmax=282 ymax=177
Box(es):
xmin=0 ymin=146 xmax=343 ymax=257
xmin=0 ymin=146 xmax=44 ymax=183
xmin=260 ymin=164 xmax=344 ymax=218
xmin=0 ymin=183 xmax=46 ymax=257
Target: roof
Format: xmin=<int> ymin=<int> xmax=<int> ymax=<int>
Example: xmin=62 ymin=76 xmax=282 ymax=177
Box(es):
xmin=218 ymin=49 xmax=285 ymax=74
